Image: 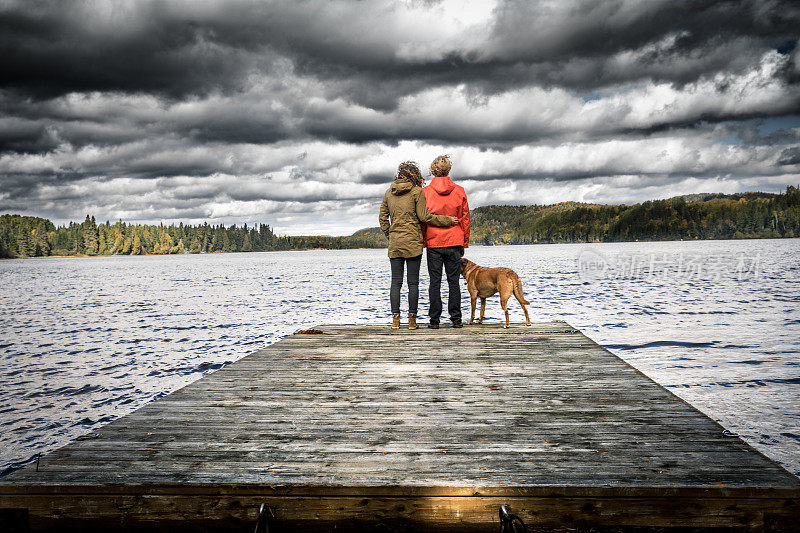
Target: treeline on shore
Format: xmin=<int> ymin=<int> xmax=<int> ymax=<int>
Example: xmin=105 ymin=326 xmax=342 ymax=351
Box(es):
xmin=1 ymin=186 xmax=798 ymax=258
xmin=472 ymin=186 xmax=800 ymax=245
xmin=0 ymin=216 xmax=382 ymax=258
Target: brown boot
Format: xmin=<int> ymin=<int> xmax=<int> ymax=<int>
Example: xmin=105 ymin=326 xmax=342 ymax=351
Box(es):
xmin=391 ymin=313 xmax=401 ymax=329
xmin=408 ymin=313 xmax=419 ymax=330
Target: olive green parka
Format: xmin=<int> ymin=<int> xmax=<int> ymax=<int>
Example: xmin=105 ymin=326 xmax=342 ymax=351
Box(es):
xmin=379 ymin=178 xmax=454 ymax=258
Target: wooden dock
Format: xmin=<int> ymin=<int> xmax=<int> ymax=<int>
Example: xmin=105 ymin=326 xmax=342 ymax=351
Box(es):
xmin=1 ymin=322 xmax=798 ymax=532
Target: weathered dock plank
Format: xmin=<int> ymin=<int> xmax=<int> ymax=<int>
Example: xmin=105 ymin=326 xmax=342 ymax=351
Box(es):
xmin=1 ymin=321 xmax=797 ymax=532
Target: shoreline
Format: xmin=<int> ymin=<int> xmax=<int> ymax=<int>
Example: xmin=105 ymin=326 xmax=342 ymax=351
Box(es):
xmin=2 ymin=235 xmax=797 ymax=260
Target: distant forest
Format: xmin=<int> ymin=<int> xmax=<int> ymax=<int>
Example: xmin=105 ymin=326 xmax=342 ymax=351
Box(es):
xmin=0 ymin=217 xmax=381 ymax=259
xmin=1 ymin=186 xmax=798 ymax=258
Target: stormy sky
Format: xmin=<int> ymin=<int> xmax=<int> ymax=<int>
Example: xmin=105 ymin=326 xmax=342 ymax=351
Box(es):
xmin=1 ymin=1 xmax=799 ymax=235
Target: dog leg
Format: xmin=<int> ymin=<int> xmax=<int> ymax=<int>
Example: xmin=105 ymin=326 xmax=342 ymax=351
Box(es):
xmin=500 ymin=296 xmax=510 ymax=328
xmin=512 ymin=277 xmax=531 ymax=326
xmin=520 ymin=302 xmax=531 ymax=325
xmin=515 ymin=294 xmax=531 ymax=325
xmin=469 ymin=296 xmax=477 ymax=325
xmin=478 ymin=298 xmax=486 ymax=324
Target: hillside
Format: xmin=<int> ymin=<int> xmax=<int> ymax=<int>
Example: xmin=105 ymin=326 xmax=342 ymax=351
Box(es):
xmin=470 ymin=188 xmax=798 ymax=244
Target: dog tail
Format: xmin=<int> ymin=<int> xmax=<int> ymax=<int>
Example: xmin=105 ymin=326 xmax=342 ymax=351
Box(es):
xmin=513 ymin=275 xmax=529 ymax=304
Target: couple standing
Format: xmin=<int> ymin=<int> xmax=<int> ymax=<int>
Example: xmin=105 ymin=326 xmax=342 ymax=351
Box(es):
xmin=379 ymin=155 xmax=470 ymax=330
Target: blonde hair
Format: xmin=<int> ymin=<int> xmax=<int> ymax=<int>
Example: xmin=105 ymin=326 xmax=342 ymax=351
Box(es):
xmin=430 ymin=155 xmax=452 ymax=177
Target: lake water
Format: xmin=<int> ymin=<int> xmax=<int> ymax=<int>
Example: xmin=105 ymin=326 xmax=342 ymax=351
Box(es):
xmin=1 ymin=240 xmax=798 ymax=477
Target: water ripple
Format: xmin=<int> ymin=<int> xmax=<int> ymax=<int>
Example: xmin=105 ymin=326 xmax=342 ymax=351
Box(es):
xmin=1 ymin=240 xmax=799 ymax=478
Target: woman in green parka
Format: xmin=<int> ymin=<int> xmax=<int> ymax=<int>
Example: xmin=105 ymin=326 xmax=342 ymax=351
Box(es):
xmin=379 ymin=161 xmax=457 ymax=330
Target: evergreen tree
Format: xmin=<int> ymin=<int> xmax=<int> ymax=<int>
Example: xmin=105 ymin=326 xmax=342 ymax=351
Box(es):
xmin=122 ymin=226 xmax=133 ymax=254
xmin=82 ymin=215 xmax=99 ymax=255
xmin=33 ymin=225 xmax=50 ymax=256
xmin=131 ymin=233 xmax=142 ymax=255
xmin=97 ymin=225 xmax=109 ymax=255
xmin=17 ymin=226 xmax=34 ymax=256
xmin=111 ymin=227 xmax=125 ymax=254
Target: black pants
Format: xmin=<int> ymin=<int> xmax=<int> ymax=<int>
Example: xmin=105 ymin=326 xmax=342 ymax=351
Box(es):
xmin=390 ymin=255 xmax=422 ymax=314
xmin=427 ymin=246 xmax=462 ymax=324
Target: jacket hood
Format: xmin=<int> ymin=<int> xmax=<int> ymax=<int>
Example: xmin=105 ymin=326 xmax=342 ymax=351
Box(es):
xmin=391 ymin=178 xmax=414 ymax=196
xmin=430 ymin=176 xmax=455 ymax=195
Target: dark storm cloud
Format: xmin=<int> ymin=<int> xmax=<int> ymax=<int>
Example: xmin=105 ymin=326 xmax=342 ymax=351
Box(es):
xmin=0 ymin=118 xmax=57 ymax=152
xmin=2 ymin=0 xmax=798 ymax=103
xmin=0 ymin=2 xmax=278 ymax=98
xmin=778 ymin=147 xmax=800 ymax=165
xmin=487 ymin=1 xmax=799 ymax=65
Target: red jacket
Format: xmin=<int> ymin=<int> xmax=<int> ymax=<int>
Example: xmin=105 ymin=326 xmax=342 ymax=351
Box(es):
xmin=422 ymin=176 xmax=470 ymax=248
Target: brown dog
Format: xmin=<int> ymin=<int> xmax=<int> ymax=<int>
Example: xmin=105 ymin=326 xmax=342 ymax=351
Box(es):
xmin=461 ymin=258 xmax=531 ymax=328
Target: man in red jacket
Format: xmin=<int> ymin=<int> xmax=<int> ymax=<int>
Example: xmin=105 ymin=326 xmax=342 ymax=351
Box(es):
xmin=422 ymin=155 xmax=470 ymax=328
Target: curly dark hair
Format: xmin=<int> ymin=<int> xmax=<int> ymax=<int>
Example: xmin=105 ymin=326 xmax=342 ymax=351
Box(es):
xmin=396 ymin=161 xmax=424 ymax=187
